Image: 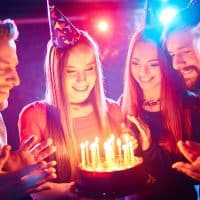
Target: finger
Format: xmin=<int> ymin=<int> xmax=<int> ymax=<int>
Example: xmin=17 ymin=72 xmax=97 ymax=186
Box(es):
xmin=0 ymin=161 xmax=47 ymax=182
xmin=34 ymin=145 xmax=56 ymax=162
xmin=185 ymin=140 xmax=200 ymax=152
xmin=181 ymin=140 xmax=200 ymax=155
xmin=28 ymin=182 xmax=51 ymax=194
xmin=16 ymin=161 xmax=47 ymax=178
xmin=127 ymin=115 xmax=145 ymax=134
xmin=0 ymin=145 xmax=11 ymax=169
xmin=172 ymin=162 xmax=200 ymax=181
xmin=193 ymin=156 xmax=200 ymax=167
xmin=177 ymin=141 xmax=198 ymax=163
xmin=31 ymin=138 xmax=53 ymax=156
xmin=46 ymin=160 xmax=57 ymax=168
xmin=21 ymin=167 xmax=56 ymax=189
xmin=120 ymin=122 xmax=126 ymax=129
xmin=20 ymin=135 xmax=38 ymax=151
xmin=127 ymin=114 xmax=150 ymax=140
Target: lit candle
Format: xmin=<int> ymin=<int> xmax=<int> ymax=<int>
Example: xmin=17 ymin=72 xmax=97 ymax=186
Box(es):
xmin=128 ymin=141 xmax=134 ymax=162
xmin=124 ymin=134 xmax=129 ymax=144
xmin=110 ymin=134 xmax=115 ymax=161
xmin=80 ymin=143 xmax=86 ymax=168
xmin=104 ymin=141 xmax=112 ymax=164
xmin=95 ymin=137 xmax=100 ymax=164
xmin=117 ymin=138 xmax=122 ymax=162
xmin=90 ymin=143 xmax=97 ymax=168
xmin=104 ymin=142 xmax=109 ymax=163
xmin=122 ymin=144 xmax=128 ymax=164
xmin=85 ymin=141 xmax=89 ymax=165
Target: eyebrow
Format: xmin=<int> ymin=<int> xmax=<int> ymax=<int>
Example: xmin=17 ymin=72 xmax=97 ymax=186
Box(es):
xmin=66 ymin=62 xmax=96 ymax=68
xmin=177 ymin=46 xmax=190 ymax=51
xmin=132 ymin=58 xmax=158 ymax=62
xmin=132 ymin=58 xmax=140 ymax=62
xmin=168 ymin=46 xmax=191 ymax=54
xmin=148 ymin=59 xmax=159 ymax=62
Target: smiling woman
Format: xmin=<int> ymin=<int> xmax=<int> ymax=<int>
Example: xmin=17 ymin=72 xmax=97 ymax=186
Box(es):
xmin=64 ymin=43 xmax=97 ymax=105
xmin=17 ymin=4 xmax=123 ymax=199
xmin=120 ymin=26 xmax=200 ymax=200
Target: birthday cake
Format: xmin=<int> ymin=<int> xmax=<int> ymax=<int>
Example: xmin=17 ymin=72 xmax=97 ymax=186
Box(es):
xmin=76 ymin=157 xmax=147 ymax=198
xmin=75 ymin=134 xmax=147 ymax=198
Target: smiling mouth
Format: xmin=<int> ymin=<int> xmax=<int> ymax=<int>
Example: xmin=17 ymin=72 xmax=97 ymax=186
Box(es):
xmin=139 ymin=77 xmax=153 ymax=83
xmin=73 ymin=86 xmax=89 ymax=92
xmin=0 ymin=91 xmax=9 ymax=98
xmin=182 ymin=65 xmax=198 ymax=75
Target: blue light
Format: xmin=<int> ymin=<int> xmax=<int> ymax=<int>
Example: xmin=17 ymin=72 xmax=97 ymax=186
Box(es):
xmin=159 ymin=7 xmax=178 ymax=26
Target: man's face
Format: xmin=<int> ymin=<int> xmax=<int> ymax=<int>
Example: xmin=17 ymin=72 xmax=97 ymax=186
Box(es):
xmin=166 ymin=28 xmax=200 ymax=89
xmin=0 ymin=39 xmax=20 ymax=110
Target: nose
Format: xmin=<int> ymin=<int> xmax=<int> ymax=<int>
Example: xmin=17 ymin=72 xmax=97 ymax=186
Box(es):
xmin=173 ymin=53 xmax=186 ymax=71
xmin=76 ymin=71 xmax=86 ymax=82
xmin=6 ymin=68 xmax=20 ymax=87
xmin=139 ymin=64 xmax=149 ymax=76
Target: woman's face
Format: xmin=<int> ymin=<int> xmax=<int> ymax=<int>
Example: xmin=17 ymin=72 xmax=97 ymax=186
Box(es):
xmin=131 ymin=40 xmax=161 ymax=93
xmin=64 ymin=44 xmax=97 ymax=104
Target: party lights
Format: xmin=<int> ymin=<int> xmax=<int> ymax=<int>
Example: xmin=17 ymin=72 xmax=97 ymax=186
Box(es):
xmin=97 ymin=20 xmax=109 ymax=32
xmin=159 ymin=7 xmax=178 ymax=25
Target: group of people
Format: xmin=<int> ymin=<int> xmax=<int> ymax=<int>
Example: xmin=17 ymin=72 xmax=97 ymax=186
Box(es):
xmin=1 ymin=1 xmax=200 ymax=200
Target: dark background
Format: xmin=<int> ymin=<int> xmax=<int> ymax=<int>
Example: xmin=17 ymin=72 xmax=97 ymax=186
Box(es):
xmin=0 ymin=0 xmax=192 ymax=149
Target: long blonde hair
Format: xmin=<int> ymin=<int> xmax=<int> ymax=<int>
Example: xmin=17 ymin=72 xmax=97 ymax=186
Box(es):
xmin=44 ymin=31 xmax=114 ymax=182
xmin=121 ymin=27 xmax=191 ymax=153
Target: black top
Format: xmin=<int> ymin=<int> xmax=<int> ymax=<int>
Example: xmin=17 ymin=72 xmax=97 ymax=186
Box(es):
xmin=132 ymin=93 xmax=200 ymax=200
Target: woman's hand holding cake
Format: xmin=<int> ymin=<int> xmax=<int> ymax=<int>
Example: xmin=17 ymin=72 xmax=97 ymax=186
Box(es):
xmin=127 ymin=114 xmax=152 ymax=151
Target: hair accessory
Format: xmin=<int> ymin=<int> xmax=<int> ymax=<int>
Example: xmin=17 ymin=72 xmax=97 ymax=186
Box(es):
xmin=47 ymin=0 xmax=81 ymax=48
xmin=143 ymin=99 xmax=160 ymax=107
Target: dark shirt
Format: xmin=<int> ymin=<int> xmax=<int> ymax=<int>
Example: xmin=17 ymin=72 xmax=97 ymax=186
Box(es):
xmin=133 ymin=98 xmax=200 ymax=200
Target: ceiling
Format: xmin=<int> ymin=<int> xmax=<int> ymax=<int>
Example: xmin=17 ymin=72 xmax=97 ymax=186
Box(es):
xmin=0 ymin=0 xmax=193 ymax=19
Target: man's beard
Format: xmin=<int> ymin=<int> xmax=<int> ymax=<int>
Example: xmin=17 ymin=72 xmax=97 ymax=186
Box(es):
xmin=182 ymin=65 xmax=200 ymax=90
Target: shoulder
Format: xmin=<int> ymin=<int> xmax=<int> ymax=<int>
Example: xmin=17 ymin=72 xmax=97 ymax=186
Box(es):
xmin=18 ymin=101 xmax=48 ymax=141
xmin=106 ymin=98 xmax=122 ymax=122
xmin=19 ymin=101 xmax=47 ymax=121
xmin=183 ymin=90 xmax=200 ymax=109
xmin=117 ymin=94 xmax=123 ymax=106
xmin=106 ymin=98 xmax=121 ymax=113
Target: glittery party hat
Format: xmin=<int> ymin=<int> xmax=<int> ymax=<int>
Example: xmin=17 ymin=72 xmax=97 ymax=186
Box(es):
xmin=47 ymin=0 xmax=81 ymax=48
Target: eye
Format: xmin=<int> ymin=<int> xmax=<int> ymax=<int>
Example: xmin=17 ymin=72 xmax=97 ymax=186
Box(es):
xmin=65 ymin=68 xmax=76 ymax=73
xmin=182 ymin=49 xmax=191 ymax=54
xmin=86 ymin=67 xmax=94 ymax=71
xmin=85 ymin=64 xmax=95 ymax=71
xmin=150 ymin=62 xmax=159 ymax=67
xmin=132 ymin=61 xmax=140 ymax=66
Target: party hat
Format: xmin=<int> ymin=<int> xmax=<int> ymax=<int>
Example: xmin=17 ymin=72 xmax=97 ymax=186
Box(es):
xmin=47 ymin=0 xmax=81 ymax=48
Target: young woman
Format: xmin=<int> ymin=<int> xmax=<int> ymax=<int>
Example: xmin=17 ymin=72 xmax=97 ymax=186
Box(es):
xmin=18 ymin=14 xmax=123 ymax=198
xmin=121 ymin=27 xmax=200 ymax=200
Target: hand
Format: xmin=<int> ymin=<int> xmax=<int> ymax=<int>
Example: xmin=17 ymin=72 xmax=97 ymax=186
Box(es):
xmin=31 ymin=181 xmax=79 ymax=200
xmin=120 ymin=122 xmax=138 ymax=150
xmin=0 ymin=145 xmax=57 ymax=200
xmin=127 ymin=114 xmax=152 ymax=151
xmin=5 ymin=135 xmax=56 ymax=171
xmin=172 ymin=140 xmax=200 ymax=181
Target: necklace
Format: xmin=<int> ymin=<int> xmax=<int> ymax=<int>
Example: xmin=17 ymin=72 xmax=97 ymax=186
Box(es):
xmin=143 ymin=99 xmax=160 ymax=107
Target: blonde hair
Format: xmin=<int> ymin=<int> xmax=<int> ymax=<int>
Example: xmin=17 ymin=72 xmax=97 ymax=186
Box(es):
xmin=44 ymin=31 xmax=114 ymax=182
xmin=121 ymin=28 xmax=191 ymax=153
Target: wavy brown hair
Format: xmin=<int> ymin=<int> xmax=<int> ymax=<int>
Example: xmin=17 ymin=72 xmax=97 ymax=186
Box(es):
xmin=121 ymin=27 xmax=191 ymax=153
